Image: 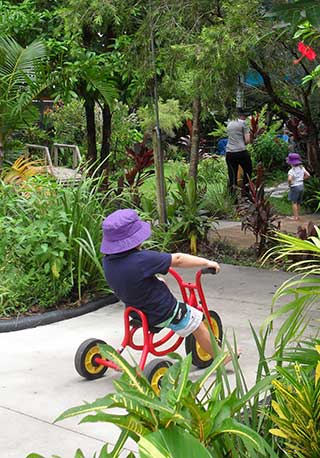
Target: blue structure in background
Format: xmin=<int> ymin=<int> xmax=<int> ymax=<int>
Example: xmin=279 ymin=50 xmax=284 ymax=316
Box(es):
xmin=217 ymin=138 xmax=228 ymax=155
xmin=244 ymin=70 xmax=264 ymax=87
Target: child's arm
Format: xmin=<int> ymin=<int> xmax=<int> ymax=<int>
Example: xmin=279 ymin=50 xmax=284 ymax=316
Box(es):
xmin=304 ymin=168 xmax=310 ymax=180
xmin=288 ymin=171 xmax=293 ymax=186
xmin=171 ymin=253 xmax=220 ymax=272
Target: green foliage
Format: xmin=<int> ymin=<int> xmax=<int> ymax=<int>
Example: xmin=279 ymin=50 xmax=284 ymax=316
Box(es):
xmin=262 ymin=228 xmax=320 ymax=350
xmin=55 ymin=343 xmax=276 ymax=458
xmin=0 ymin=172 xmax=111 ymax=316
xmin=202 ymin=182 xmax=234 ymax=218
xmin=250 ymin=132 xmax=289 ymax=172
xmin=45 ymin=100 xmax=87 ymax=146
xmin=303 ymin=176 xmax=320 ymax=211
xmin=110 ymin=102 xmax=143 ymax=159
xmin=0 ymin=34 xmax=47 ymax=159
xmin=238 ymin=178 xmax=279 ymax=256
xmin=269 ymin=362 xmax=320 ymax=458
xmin=137 ymin=98 xmax=191 ymax=137
xmin=208 ymin=120 xmax=227 ymax=139
xmin=167 ymin=174 xmax=212 ymax=254
xmin=197 ymin=158 xmax=234 ymax=218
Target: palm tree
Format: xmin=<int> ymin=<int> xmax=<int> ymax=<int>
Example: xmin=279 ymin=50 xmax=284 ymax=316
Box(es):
xmin=0 ymin=35 xmax=47 ymax=168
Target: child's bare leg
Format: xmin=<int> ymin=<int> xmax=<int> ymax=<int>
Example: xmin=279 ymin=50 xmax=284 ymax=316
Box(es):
xmin=192 ymin=322 xmax=235 ymax=364
xmin=192 ymin=322 xmax=214 ymax=357
xmin=292 ymin=202 xmax=299 ymax=220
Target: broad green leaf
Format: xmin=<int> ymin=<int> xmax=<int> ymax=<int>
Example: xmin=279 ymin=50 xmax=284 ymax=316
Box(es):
xmin=75 ymin=450 xmax=85 ymax=458
xmin=99 ymin=344 xmax=154 ymax=396
xmin=211 ymin=418 xmax=268 ymax=454
xmin=175 ymin=353 xmax=192 ymax=402
xmin=139 ymin=426 xmax=212 ymax=458
xmin=55 ymin=394 xmax=114 ymax=422
xmin=97 ymin=431 xmax=130 ymax=458
xmin=80 ymin=412 xmax=148 ymax=438
xmin=108 ymin=392 xmax=158 ymax=423
xmin=191 ymin=351 xmax=231 ymax=396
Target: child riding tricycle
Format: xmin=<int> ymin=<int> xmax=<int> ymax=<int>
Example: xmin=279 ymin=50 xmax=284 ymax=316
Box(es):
xmin=74 ymin=209 xmax=225 ymax=391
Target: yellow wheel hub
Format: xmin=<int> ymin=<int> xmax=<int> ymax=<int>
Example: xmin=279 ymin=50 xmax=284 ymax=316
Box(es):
xmin=196 ymin=318 xmax=220 ymax=362
xmin=84 ymin=345 xmax=104 ymax=375
xmin=151 ymin=367 xmax=168 ymax=395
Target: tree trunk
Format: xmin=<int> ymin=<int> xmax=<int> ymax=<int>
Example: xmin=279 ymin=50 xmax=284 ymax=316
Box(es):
xmin=0 ymin=135 xmax=4 ymax=170
xmin=189 ymin=95 xmax=201 ymax=184
xmin=100 ymin=103 xmax=112 ymax=179
xmin=152 ymin=128 xmax=167 ymax=224
xmin=305 ymin=124 xmax=320 ymax=175
xmin=84 ymin=94 xmax=97 ymax=163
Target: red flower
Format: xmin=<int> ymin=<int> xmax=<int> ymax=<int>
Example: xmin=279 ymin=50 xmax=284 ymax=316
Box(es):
xmin=294 ymin=41 xmax=317 ymax=64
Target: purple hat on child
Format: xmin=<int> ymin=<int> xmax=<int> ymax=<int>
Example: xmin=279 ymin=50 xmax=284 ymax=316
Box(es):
xmin=286 ymin=153 xmax=302 ymax=166
xmin=100 ymin=209 xmax=151 ymax=254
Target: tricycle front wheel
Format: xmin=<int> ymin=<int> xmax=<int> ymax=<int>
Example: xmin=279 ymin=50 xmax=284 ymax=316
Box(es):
xmin=185 ymin=310 xmax=223 ymax=369
xmin=144 ymin=358 xmax=173 ymax=396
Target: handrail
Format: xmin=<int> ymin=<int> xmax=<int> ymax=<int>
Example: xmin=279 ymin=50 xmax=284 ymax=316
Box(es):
xmin=52 ymin=143 xmax=82 ymax=168
xmin=25 ymin=144 xmax=53 ymax=168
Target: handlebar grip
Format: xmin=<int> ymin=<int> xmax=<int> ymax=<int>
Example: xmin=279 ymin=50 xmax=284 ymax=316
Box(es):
xmin=201 ymin=267 xmax=217 ymax=275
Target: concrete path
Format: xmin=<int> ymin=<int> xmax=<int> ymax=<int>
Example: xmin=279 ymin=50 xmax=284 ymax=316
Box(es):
xmin=0 ymin=264 xmax=318 ymax=458
xmin=211 ymin=214 xmax=320 ymax=249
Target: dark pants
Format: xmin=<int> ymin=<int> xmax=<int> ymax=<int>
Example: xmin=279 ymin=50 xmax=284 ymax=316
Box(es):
xmin=226 ymin=150 xmax=252 ymax=196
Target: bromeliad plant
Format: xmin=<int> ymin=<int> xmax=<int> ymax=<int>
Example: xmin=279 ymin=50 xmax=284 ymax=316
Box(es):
xmin=238 ymin=172 xmax=279 ymax=256
xmin=51 ymin=343 xmax=277 ymax=458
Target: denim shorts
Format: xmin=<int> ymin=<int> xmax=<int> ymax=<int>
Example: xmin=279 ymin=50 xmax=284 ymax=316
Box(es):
xmin=288 ymin=185 xmax=304 ymax=204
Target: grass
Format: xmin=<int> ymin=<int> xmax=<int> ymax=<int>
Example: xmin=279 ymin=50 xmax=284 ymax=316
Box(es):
xmin=140 ymin=161 xmax=188 ymax=197
xmin=270 ymin=195 xmax=311 ymax=217
xmin=264 ymin=169 xmax=288 ymax=187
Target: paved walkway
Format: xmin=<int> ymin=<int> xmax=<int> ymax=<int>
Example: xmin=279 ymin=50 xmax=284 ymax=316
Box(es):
xmin=210 ymin=214 xmax=320 ymax=249
xmin=1 ymin=264 xmax=318 ymax=458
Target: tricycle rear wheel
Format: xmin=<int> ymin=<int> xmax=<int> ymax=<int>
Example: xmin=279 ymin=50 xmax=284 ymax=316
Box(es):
xmin=74 ymin=338 xmax=108 ymax=380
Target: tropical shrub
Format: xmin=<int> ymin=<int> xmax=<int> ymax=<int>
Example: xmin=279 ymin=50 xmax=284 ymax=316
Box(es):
xmin=137 ymin=98 xmax=191 ymax=138
xmin=0 ymin=35 xmax=47 ymax=168
xmin=110 ymin=101 xmax=143 ymax=166
xmin=47 ymin=343 xmax=276 ymax=458
xmin=44 ymin=100 xmax=87 ymax=147
xmin=238 ymin=177 xmax=279 ymax=256
xmin=269 ymin=360 xmax=320 ymax=458
xmin=0 ymin=172 xmax=111 ymax=317
xmin=250 ymin=131 xmax=289 ymax=172
xmin=166 ymin=173 xmax=212 ymax=254
xmin=303 ymin=176 xmax=320 ymax=211
xmin=202 ymin=182 xmax=234 ymax=218
xmin=262 ymin=227 xmax=320 ymax=351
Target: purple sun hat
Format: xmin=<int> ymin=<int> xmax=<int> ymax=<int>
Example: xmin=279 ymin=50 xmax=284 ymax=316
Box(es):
xmin=286 ymin=152 xmax=302 ymax=166
xmin=100 ymin=209 xmax=151 ymax=254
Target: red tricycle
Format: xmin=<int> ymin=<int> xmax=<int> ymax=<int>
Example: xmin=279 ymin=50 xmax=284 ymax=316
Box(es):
xmin=74 ymin=267 xmax=223 ymax=391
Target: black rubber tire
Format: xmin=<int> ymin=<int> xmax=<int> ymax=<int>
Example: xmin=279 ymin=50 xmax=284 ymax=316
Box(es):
xmin=185 ymin=310 xmax=223 ymax=369
xmin=143 ymin=359 xmax=173 ymax=395
xmin=74 ymin=338 xmax=108 ymax=380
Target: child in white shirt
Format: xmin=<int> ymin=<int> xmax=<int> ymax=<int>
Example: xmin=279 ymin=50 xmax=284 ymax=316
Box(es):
xmin=287 ymin=153 xmax=310 ymax=220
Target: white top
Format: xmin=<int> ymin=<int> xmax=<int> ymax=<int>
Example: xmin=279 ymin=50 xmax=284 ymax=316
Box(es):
xmin=226 ymin=119 xmax=249 ymax=152
xmin=288 ymin=165 xmax=307 ymax=187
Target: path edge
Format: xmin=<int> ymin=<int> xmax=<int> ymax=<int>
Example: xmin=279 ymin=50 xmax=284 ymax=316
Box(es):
xmin=0 ymin=294 xmax=118 ymax=333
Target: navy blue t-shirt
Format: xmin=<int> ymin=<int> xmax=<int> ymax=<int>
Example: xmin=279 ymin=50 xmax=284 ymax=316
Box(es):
xmin=102 ymin=249 xmax=177 ymax=326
